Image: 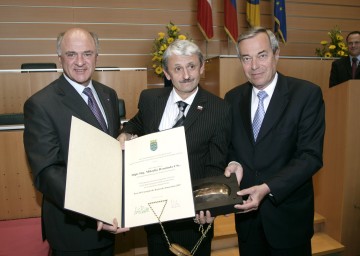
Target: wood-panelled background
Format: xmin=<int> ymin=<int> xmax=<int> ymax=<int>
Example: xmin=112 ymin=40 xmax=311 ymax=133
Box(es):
xmin=0 ymin=0 xmax=359 ymax=86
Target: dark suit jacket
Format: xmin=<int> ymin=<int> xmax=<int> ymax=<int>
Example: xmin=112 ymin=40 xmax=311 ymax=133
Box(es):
xmin=121 ymin=86 xmax=231 ymax=247
xmin=121 ymin=86 xmax=231 ymax=180
xmin=329 ymin=56 xmax=360 ymax=87
xmin=23 ymin=75 xmax=120 ymax=251
xmin=225 ymin=73 xmax=325 ymax=249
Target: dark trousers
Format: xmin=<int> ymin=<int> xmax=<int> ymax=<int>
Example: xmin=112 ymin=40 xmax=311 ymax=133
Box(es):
xmin=238 ymin=214 xmax=311 ymax=256
xmin=51 ymin=244 xmax=114 ymax=256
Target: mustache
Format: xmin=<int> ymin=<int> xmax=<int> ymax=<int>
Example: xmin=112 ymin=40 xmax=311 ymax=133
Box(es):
xmin=180 ymin=78 xmax=194 ymax=83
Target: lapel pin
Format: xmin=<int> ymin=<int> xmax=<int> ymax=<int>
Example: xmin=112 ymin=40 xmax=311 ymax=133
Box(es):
xmin=197 ymin=106 xmax=203 ymax=110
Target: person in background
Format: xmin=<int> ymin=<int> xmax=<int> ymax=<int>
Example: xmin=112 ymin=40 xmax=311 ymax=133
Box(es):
xmin=329 ymin=30 xmax=360 ymax=87
xmin=23 ymin=27 xmax=129 ymax=256
xmin=224 ymin=27 xmax=325 ymax=256
xmin=118 ymin=39 xmax=231 ymax=256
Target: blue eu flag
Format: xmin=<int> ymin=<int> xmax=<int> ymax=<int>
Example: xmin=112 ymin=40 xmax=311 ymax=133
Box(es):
xmin=274 ymin=0 xmax=287 ymax=43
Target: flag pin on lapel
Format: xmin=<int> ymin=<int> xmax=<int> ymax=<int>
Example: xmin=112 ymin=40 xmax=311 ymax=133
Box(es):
xmin=197 ymin=106 xmax=203 ymax=110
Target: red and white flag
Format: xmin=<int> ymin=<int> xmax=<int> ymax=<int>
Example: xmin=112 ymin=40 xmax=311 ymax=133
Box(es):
xmin=197 ymin=0 xmax=213 ymax=40
xmin=224 ymin=0 xmax=238 ymax=43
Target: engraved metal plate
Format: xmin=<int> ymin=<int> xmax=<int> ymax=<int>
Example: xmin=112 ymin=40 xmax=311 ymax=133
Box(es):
xmin=193 ymin=182 xmax=231 ymax=203
xmin=192 ymin=174 xmax=242 ymax=216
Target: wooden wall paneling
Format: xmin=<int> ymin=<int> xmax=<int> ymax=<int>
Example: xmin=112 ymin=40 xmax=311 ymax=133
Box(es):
xmin=0 ymin=6 xmax=74 ymax=22
xmin=0 ymin=73 xmax=31 ymax=114
xmin=1 ymin=0 xmax=359 ymax=73
xmin=0 ymin=56 xmax=59 ymax=70
xmin=0 ymin=0 xmax=74 ymax=5
xmin=287 ymin=2 xmax=360 ymax=19
xmin=291 ymin=0 xmax=360 ymax=5
xmin=1 ymin=40 xmax=56 ymax=55
xmin=277 ymin=58 xmax=333 ymax=91
xmin=72 ymin=0 xmax=196 ymax=9
xmin=0 ymin=130 xmax=41 ymax=220
xmin=73 ymin=8 xmax=195 ymax=25
xmin=0 ymin=24 xmax=77 ymax=38
xmin=0 ymin=55 xmax=150 ymax=70
xmin=92 ymin=70 xmax=147 ymax=119
xmin=29 ymin=72 xmax=61 ymax=95
xmin=287 ymin=16 xmax=359 ymax=31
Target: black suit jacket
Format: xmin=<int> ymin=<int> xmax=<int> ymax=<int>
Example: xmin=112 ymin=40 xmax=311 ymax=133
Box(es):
xmin=329 ymin=56 xmax=360 ymax=87
xmin=121 ymin=86 xmax=231 ymax=249
xmin=121 ymin=86 xmax=231 ymax=180
xmin=225 ymin=73 xmax=325 ymax=248
xmin=23 ymin=75 xmax=120 ymax=251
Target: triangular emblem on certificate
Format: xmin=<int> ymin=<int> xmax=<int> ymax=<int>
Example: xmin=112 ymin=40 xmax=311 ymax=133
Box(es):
xmin=65 ymin=116 xmax=195 ymax=228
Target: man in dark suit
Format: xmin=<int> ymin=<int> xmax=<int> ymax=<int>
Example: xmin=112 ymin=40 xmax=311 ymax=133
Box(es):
xmin=23 ymin=28 xmax=129 ymax=256
xmin=329 ymin=30 xmax=360 ymax=87
xmin=224 ymin=27 xmax=325 ymax=256
xmin=119 ymin=39 xmax=231 ymax=256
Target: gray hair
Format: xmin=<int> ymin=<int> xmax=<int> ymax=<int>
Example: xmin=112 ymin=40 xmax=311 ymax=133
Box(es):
xmin=56 ymin=30 xmax=100 ymax=56
xmin=236 ymin=27 xmax=279 ymax=57
xmin=162 ymin=39 xmax=204 ymax=73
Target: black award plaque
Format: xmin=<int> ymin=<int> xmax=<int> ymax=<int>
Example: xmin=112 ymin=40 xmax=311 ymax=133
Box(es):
xmin=192 ymin=174 xmax=243 ymax=216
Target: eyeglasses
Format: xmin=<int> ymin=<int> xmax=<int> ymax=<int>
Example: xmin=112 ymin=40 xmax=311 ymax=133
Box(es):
xmin=62 ymin=51 xmax=96 ymax=59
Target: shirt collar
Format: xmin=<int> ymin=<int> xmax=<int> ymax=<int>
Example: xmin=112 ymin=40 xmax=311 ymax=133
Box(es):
xmin=63 ymin=74 xmax=94 ymax=95
xmin=170 ymin=87 xmax=198 ymax=106
xmin=252 ymin=72 xmax=278 ymax=99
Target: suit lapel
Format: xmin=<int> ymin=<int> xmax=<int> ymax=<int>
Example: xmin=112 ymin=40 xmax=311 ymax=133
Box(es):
xmin=56 ymin=75 xmax=108 ymax=133
xmin=346 ymin=57 xmax=353 ymax=78
xmin=93 ymin=82 xmax=114 ymax=135
xmin=241 ymin=84 xmax=254 ymax=142
xmin=153 ymin=89 xmax=171 ymax=131
xmin=183 ymin=87 xmax=207 ymax=130
xmin=256 ymin=74 xmax=289 ymax=142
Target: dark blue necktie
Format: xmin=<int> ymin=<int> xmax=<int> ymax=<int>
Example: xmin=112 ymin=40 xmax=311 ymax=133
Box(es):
xmin=352 ymin=57 xmax=358 ymax=79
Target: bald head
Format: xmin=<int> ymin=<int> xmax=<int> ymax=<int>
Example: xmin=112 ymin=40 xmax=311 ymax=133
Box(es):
xmin=57 ymin=28 xmax=99 ymax=56
xmin=57 ymin=28 xmax=99 ymax=86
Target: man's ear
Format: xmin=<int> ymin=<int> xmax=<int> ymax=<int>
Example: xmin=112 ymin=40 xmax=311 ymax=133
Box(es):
xmin=163 ymin=69 xmax=171 ymax=80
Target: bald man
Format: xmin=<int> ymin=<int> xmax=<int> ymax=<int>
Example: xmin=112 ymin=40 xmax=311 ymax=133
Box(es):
xmin=24 ymin=28 xmax=128 ymax=256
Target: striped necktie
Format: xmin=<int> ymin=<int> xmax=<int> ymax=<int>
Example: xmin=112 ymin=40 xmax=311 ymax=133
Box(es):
xmin=173 ymin=101 xmax=188 ymax=128
xmin=83 ymin=87 xmax=108 ymax=132
xmin=252 ymin=91 xmax=268 ymax=141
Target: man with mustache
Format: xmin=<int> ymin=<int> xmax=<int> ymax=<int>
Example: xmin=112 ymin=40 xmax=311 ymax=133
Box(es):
xmin=119 ymin=39 xmax=231 ymax=256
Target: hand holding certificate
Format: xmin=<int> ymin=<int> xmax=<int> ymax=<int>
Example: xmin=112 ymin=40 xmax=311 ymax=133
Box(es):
xmin=65 ymin=116 xmax=195 ymax=228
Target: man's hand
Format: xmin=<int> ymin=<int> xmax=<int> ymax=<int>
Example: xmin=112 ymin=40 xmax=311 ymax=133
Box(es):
xmin=117 ymin=133 xmax=137 ymax=150
xmin=194 ymin=210 xmax=214 ymax=225
xmin=234 ymin=183 xmax=270 ymax=213
xmin=97 ymin=218 xmax=130 ymax=234
xmin=224 ymin=162 xmax=243 ymax=185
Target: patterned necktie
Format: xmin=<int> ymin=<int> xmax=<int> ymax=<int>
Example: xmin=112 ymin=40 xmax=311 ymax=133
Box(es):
xmin=83 ymin=87 xmax=108 ymax=132
xmin=252 ymin=91 xmax=268 ymax=141
xmin=173 ymin=101 xmax=188 ymax=128
xmin=352 ymin=57 xmax=358 ymax=79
